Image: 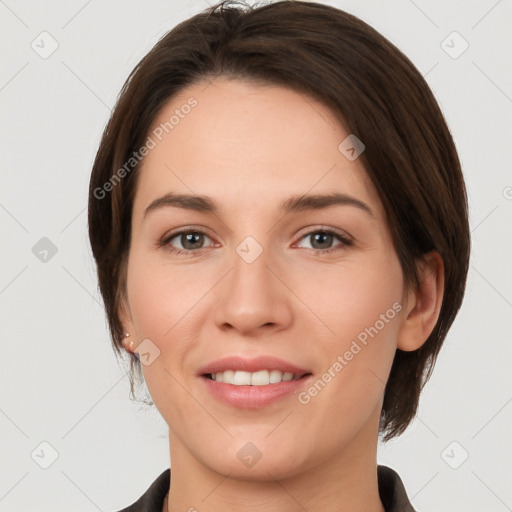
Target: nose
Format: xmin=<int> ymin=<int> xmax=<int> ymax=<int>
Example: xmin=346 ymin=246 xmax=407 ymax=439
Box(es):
xmin=213 ymin=241 xmax=293 ymax=336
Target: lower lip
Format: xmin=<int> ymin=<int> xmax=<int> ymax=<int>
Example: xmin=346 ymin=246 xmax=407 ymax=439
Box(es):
xmin=200 ymin=374 xmax=313 ymax=409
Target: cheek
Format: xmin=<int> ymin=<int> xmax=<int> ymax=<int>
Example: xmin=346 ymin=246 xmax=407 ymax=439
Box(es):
xmin=125 ymin=247 xmax=226 ymax=399
xmin=126 ymin=248 xmax=210 ymax=340
xmin=295 ymin=254 xmax=403 ymax=409
xmin=125 ymin=251 xmax=208 ymax=414
xmin=296 ymin=252 xmax=404 ymax=342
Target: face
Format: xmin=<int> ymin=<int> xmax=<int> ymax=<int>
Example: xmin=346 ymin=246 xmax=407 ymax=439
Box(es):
xmin=121 ymin=78 xmax=407 ymax=480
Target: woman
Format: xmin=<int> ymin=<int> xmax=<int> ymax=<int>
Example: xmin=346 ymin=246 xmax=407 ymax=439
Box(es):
xmin=88 ymin=1 xmax=470 ymax=510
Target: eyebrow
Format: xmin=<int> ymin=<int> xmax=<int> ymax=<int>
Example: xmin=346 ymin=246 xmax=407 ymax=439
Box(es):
xmin=143 ymin=192 xmax=374 ymax=218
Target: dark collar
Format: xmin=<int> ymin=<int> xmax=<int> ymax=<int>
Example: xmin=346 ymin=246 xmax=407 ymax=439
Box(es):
xmin=377 ymin=465 xmax=416 ymax=511
xmin=116 ymin=464 xmax=415 ymax=511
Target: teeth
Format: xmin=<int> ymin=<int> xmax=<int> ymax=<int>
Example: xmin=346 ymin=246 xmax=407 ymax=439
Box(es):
xmin=210 ymin=370 xmax=297 ymax=385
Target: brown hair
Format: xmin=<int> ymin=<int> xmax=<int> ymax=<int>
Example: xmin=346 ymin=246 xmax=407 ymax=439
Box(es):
xmin=88 ymin=0 xmax=470 ymax=440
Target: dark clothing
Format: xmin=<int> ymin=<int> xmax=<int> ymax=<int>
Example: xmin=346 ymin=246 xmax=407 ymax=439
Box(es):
xmin=114 ymin=465 xmax=415 ymax=511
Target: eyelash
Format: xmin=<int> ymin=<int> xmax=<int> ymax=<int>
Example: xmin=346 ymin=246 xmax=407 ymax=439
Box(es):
xmin=159 ymin=226 xmax=354 ymax=257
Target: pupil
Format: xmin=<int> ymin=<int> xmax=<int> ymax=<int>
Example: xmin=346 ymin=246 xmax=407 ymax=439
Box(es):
xmin=312 ymin=232 xmax=332 ymax=249
xmin=183 ymin=232 xmax=203 ymax=249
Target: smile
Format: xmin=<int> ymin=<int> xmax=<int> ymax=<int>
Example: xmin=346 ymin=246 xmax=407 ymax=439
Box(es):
xmin=200 ymin=372 xmax=313 ymax=409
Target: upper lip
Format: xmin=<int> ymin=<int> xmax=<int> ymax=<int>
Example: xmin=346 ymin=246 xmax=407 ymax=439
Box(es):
xmin=198 ymin=355 xmax=312 ymax=377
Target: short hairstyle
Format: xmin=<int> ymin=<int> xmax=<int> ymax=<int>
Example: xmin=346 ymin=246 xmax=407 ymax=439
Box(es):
xmin=88 ymin=0 xmax=470 ymax=441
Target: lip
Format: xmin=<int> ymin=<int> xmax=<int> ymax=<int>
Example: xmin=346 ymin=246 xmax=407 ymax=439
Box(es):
xmin=197 ymin=355 xmax=313 ymax=409
xmin=199 ymin=373 xmax=314 ymax=409
xmin=197 ymin=355 xmax=311 ymax=377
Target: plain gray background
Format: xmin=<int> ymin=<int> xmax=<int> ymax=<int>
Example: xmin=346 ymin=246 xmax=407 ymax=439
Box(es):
xmin=1 ymin=0 xmax=511 ymax=510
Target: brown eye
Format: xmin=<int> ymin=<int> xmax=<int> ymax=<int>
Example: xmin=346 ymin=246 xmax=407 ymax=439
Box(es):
xmin=295 ymin=229 xmax=353 ymax=255
xmin=163 ymin=230 xmax=215 ymax=254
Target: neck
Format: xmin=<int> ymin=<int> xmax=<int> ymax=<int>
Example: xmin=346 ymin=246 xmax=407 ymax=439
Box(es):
xmin=164 ymin=409 xmax=385 ymax=512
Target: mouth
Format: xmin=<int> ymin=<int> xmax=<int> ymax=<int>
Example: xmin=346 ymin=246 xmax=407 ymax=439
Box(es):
xmin=197 ymin=355 xmax=313 ymax=408
xmin=199 ymin=370 xmax=314 ymax=409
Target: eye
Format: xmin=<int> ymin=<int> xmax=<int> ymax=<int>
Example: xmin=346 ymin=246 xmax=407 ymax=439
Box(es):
xmin=294 ymin=228 xmax=353 ymax=255
xmin=161 ymin=229 xmax=216 ymax=255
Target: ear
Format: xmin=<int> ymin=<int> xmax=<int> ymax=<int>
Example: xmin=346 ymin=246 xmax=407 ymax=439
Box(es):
xmin=118 ymin=294 xmax=137 ymax=354
xmin=397 ymin=250 xmax=445 ymax=352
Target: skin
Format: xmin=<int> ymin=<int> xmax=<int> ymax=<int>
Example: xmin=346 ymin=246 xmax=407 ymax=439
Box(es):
xmin=119 ymin=78 xmax=444 ymax=512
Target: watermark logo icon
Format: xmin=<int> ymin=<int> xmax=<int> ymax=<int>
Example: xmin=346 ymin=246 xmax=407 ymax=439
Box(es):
xmin=31 ymin=441 xmax=59 ymax=469
xmin=32 ymin=237 xmax=58 ymax=263
xmin=338 ymin=134 xmax=365 ymax=161
xmin=236 ymin=236 xmax=263 ymax=264
xmin=441 ymin=440 xmax=469 ymax=469
xmin=237 ymin=442 xmax=262 ymax=468
xmin=31 ymin=31 xmax=59 ymax=59
xmin=136 ymin=338 xmax=161 ymax=366
xmin=441 ymin=31 xmax=469 ymax=59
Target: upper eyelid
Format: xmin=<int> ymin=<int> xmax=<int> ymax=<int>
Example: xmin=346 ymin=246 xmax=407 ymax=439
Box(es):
xmin=294 ymin=225 xmax=352 ymax=241
xmin=163 ymin=226 xmax=216 ymax=244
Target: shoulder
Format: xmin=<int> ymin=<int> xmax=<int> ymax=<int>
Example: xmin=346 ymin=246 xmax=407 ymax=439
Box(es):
xmin=110 ymin=468 xmax=170 ymax=512
xmin=377 ymin=465 xmax=417 ymax=512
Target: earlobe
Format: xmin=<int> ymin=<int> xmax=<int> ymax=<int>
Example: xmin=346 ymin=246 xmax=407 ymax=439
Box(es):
xmin=397 ymin=250 xmax=445 ymax=352
xmin=118 ymin=297 xmax=136 ymax=353
xmin=121 ymin=332 xmax=134 ymax=352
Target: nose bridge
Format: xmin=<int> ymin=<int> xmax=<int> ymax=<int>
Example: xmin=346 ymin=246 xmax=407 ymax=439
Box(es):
xmin=230 ymin=232 xmax=276 ymax=304
xmin=229 ymin=212 xmax=274 ymax=284
xmin=213 ymin=231 xmax=291 ymax=333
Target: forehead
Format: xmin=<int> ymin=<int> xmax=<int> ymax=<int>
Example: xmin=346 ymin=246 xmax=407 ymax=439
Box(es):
xmin=133 ymin=78 xmax=382 ymax=218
